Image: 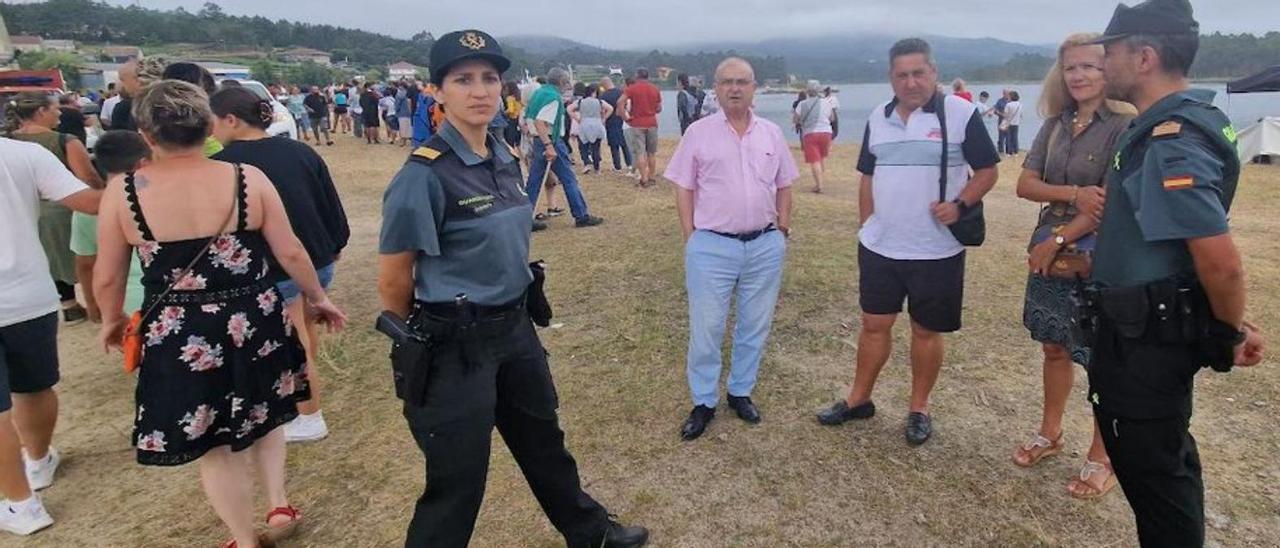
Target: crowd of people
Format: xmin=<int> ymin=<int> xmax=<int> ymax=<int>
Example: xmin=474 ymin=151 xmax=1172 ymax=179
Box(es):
xmin=0 ymin=0 xmax=1269 ymax=547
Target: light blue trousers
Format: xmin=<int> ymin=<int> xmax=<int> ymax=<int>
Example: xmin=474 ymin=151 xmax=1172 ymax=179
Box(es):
xmin=684 ymin=229 xmax=786 ymax=408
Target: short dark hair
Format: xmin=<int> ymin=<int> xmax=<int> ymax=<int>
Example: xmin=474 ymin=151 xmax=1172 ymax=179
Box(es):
xmin=210 ymin=87 xmax=274 ymax=131
xmin=636 ymin=68 xmax=649 ymax=79
xmin=1010 ymin=90 xmax=1021 ymax=101
xmin=889 ymin=38 xmax=934 ymax=66
xmin=162 ymin=62 xmax=217 ymax=95
xmin=94 ymin=130 xmax=151 ymax=175
xmin=979 ymin=91 xmax=990 ymax=99
xmin=677 ymin=73 xmax=689 ymax=87
xmin=1122 ymin=33 xmax=1199 ymax=77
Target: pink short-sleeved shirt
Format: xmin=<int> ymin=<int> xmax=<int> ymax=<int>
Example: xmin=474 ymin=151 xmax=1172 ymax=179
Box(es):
xmin=663 ymin=111 xmax=798 ymax=234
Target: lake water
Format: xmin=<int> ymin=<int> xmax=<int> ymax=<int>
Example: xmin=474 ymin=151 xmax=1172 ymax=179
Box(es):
xmin=654 ymin=83 xmax=1278 ymax=146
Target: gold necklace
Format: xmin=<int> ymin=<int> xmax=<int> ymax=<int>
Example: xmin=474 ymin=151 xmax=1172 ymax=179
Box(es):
xmin=1071 ymin=111 xmax=1094 ymax=131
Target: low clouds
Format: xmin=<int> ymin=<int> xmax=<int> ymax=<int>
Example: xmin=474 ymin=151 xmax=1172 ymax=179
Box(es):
xmin=69 ymin=1 xmax=1280 ymax=48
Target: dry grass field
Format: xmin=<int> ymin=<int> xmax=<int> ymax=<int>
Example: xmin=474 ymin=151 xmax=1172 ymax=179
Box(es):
xmin=21 ymin=134 xmax=1280 ymax=547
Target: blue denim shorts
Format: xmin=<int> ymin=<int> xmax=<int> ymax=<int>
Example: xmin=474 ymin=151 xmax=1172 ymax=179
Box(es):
xmin=277 ymin=263 xmax=336 ymax=304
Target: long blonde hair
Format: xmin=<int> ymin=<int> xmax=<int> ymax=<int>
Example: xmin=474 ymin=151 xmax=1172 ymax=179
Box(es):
xmin=1038 ymin=33 xmax=1137 ymax=119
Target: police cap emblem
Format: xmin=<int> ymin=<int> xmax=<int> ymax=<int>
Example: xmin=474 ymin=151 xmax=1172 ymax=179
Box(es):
xmin=460 ymin=32 xmax=486 ymax=50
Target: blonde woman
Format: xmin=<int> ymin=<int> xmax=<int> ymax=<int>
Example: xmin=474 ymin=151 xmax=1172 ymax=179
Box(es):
xmin=1012 ymin=33 xmax=1137 ymax=500
xmin=95 ymin=81 xmax=346 ymax=547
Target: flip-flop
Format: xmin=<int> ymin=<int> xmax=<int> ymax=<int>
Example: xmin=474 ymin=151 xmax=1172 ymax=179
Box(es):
xmin=1068 ymin=460 xmax=1118 ymax=500
xmin=1012 ymin=433 xmax=1063 ymax=468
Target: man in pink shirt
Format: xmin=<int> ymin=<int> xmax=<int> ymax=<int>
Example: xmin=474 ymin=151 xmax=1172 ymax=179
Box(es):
xmin=663 ymin=57 xmax=798 ymax=441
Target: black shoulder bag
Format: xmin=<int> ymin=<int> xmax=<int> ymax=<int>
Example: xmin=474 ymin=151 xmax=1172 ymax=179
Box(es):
xmin=937 ymin=95 xmax=986 ymax=246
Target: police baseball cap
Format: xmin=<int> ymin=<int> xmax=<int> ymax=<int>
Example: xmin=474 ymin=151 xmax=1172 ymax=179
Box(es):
xmin=1090 ymin=0 xmax=1200 ymax=44
xmin=429 ymin=30 xmax=511 ymax=85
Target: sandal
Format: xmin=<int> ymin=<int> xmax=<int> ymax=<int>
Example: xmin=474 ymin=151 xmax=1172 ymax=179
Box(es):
xmin=1068 ymin=460 xmax=1117 ymax=500
xmin=1012 ymin=433 xmax=1063 ymax=468
xmin=263 ymin=505 xmax=303 ymax=543
xmin=220 ymin=534 xmax=274 ymax=548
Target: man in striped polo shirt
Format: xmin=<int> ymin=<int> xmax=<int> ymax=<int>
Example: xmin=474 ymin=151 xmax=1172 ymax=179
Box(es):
xmin=816 ymin=38 xmax=1000 ymax=446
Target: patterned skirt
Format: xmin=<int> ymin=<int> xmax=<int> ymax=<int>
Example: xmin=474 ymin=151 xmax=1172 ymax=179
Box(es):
xmin=132 ymin=282 xmax=310 ymax=466
xmin=1022 ymin=274 xmax=1092 ymax=367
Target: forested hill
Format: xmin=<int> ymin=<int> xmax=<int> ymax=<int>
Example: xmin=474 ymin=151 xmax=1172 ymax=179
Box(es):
xmin=0 ymin=0 xmax=787 ymax=82
xmin=1 ymin=0 xmax=438 ymax=67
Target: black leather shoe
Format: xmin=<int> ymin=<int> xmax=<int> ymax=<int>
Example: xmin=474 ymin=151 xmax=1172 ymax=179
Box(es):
xmin=532 ymin=220 xmax=548 ymax=232
xmin=574 ymin=215 xmax=605 ymax=228
xmin=726 ymin=395 xmax=761 ymax=424
xmin=816 ymin=400 xmax=876 ymax=426
xmin=602 ymin=518 xmax=649 ymax=547
xmin=905 ymin=412 xmax=933 ymax=446
xmin=680 ymin=405 xmax=715 ymax=441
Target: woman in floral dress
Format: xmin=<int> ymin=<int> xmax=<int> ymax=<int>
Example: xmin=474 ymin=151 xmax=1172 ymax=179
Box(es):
xmin=93 ymin=80 xmax=346 ymax=548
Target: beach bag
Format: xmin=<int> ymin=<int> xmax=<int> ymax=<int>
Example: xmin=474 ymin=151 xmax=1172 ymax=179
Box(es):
xmin=123 ymin=169 xmax=239 ymax=373
xmin=936 ymin=94 xmax=985 ymax=246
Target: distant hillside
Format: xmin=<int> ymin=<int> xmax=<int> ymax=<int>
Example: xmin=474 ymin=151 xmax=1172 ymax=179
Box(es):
xmin=503 ymin=35 xmax=607 ymax=56
xmin=669 ymin=34 xmax=1055 ymax=82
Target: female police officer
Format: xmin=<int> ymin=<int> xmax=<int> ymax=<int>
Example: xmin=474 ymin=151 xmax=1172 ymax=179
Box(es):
xmin=376 ymin=30 xmax=649 ymax=548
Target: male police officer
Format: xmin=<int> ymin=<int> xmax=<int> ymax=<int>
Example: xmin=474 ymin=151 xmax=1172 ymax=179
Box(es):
xmin=378 ymin=30 xmax=648 ymax=548
xmin=1087 ymin=1 xmax=1266 ymax=546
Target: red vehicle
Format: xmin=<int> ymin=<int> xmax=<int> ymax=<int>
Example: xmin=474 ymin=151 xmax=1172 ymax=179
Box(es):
xmin=0 ymin=69 xmax=65 ymax=94
xmin=0 ymin=69 xmax=66 ymax=120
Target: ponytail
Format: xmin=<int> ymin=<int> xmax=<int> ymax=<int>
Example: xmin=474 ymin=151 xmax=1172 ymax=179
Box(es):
xmin=209 ymin=87 xmax=273 ymax=131
xmin=3 ymin=92 xmax=54 ymax=134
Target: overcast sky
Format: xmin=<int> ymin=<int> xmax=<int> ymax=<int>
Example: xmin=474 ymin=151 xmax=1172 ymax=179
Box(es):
xmin=18 ymin=0 xmax=1280 ymax=48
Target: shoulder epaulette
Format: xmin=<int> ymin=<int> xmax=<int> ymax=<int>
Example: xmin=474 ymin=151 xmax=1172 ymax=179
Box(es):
xmin=407 ymin=133 xmax=452 ymax=164
xmin=1152 ymin=120 xmax=1183 ymax=139
xmin=412 ymin=146 xmax=442 ymax=161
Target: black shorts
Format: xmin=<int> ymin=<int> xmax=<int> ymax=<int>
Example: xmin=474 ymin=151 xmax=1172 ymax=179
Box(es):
xmin=858 ymin=244 xmax=965 ymax=333
xmin=0 ymin=312 xmax=61 ymax=412
xmin=334 ymin=106 xmax=348 ymax=115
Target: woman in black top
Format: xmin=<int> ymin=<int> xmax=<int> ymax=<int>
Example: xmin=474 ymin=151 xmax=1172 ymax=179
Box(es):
xmin=210 ymin=87 xmax=350 ymax=444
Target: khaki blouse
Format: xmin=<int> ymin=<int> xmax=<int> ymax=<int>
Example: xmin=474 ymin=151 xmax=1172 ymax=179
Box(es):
xmin=1023 ymin=104 xmax=1134 ymax=227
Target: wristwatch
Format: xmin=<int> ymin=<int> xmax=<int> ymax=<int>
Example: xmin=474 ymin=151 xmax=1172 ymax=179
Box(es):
xmin=951 ymin=198 xmax=969 ymax=215
xmin=1053 ymin=234 xmax=1067 ymax=247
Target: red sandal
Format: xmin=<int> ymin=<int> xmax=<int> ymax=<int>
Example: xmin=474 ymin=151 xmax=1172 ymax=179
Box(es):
xmin=220 ymin=533 xmax=274 ymax=548
xmin=264 ymin=505 xmax=302 ymax=543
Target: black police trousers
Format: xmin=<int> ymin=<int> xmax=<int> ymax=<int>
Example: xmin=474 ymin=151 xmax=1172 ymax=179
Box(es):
xmin=402 ymin=314 xmax=609 ymax=548
xmin=1089 ymin=325 xmax=1205 ymax=548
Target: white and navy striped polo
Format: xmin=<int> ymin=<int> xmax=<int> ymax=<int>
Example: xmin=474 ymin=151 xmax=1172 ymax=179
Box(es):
xmin=856 ymin=94 xmax=1000 ymax=260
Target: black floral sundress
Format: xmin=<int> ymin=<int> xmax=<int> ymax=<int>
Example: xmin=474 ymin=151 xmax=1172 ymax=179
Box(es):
xmin=125 ymin=164 xmax=310 ymax=466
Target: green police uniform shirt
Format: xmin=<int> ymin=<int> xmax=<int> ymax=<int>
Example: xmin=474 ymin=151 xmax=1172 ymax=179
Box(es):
xmin=1092 ymin=89 xmax=1238 ymax=289
xmin=379 ymin=122 xmax=535 ymax=306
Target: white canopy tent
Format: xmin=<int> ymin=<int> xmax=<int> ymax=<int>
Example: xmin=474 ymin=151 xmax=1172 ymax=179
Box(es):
xmin=1237 ymin=117 xmax=1280 ymax=163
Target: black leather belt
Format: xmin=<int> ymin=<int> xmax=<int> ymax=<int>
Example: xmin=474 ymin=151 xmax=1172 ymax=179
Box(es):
xmin=416 ymin=296 xmax=526 ymax=323
xmin=707 ymin=224 xmax=776 ymax=242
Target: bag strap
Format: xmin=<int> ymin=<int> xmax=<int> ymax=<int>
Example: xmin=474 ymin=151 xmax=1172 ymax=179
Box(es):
xmin=131 ymin=164 xmax=242 ymax=328
xmin=937 ymin=93 xmax=949 ymax=203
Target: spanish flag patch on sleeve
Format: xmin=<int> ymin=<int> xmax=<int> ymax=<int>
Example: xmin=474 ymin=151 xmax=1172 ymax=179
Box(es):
xmin=1163 ymin=175 xmax=1195 ymax=190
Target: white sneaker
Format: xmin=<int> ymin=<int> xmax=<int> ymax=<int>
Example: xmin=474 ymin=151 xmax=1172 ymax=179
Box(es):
xmin=24 ymin=447 xmax=59 ymax=491
xmin=284 ymin=412 xmax=329 ymax=443
xmin=0 ymin=497 xmax=53 ymax=536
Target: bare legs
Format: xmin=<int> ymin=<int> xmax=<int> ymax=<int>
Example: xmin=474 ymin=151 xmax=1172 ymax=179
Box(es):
xmin=289 ymin=297 xmax=323 ymax=416
xmin=845 ymin=315 xmax=945 ymax=415
xmin=1029 ymin=344 xmax=1112 ymax=494
xmin=199 ymin=428 xmax=290 ymax=547
xmin=0 ymin=412 xmax=32 ymax=502
xmin=808 ymin=160 xmax=825 ymax=193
